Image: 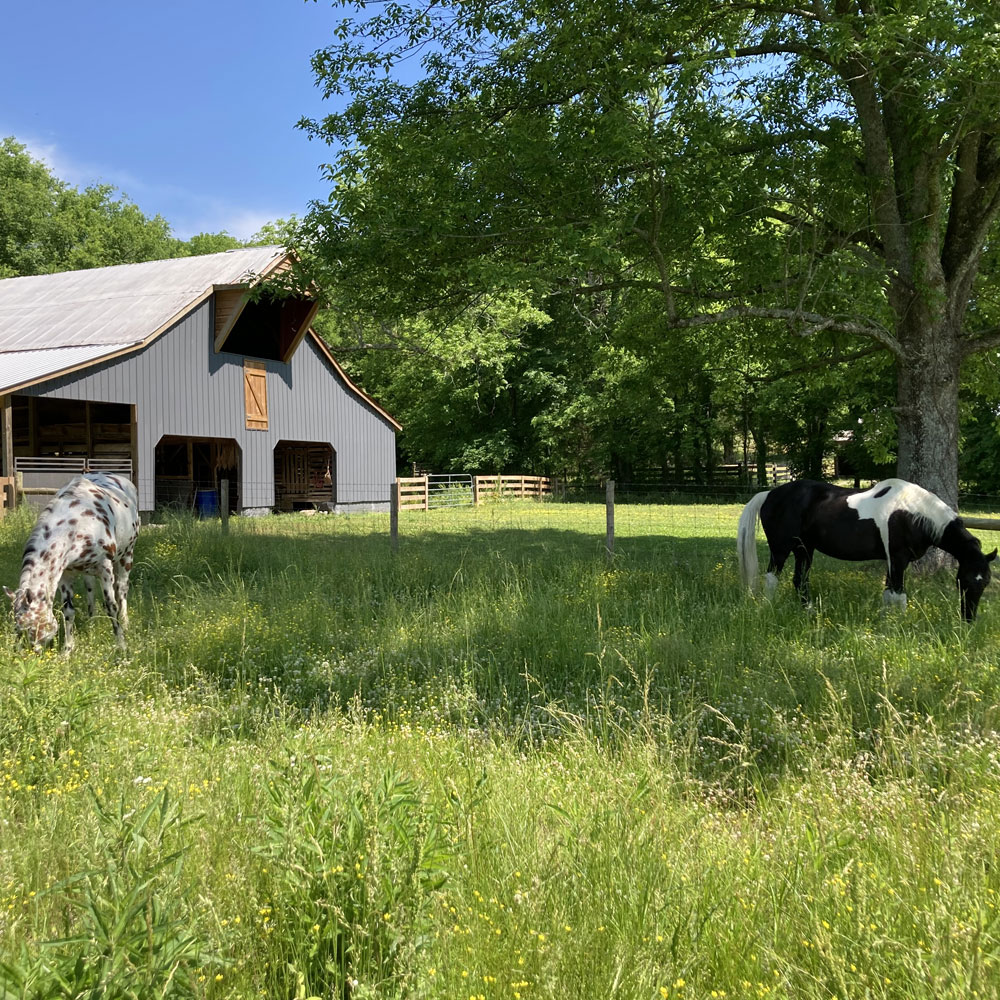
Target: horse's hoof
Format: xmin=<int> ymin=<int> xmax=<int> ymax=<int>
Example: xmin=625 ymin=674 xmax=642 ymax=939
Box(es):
xmin=881 ymin=589 xmax=907 ymax=611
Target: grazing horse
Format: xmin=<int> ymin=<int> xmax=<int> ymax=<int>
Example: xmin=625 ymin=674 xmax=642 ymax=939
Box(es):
xmin=737 ymin=478 xmax=996 ymax=620
xmin=4 ymin=473 xmax=140 ymax=651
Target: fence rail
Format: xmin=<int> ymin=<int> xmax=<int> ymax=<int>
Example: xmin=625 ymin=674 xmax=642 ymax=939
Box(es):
xmin=14 ymin=456 xmax=133 ymax=476
xmin=618 ymin=463 xmax=790 ymax=487
xmin=394 ymin=474 xmax=555 ymax=512
xmin=474 ymin=475 xmax=553 ymax=502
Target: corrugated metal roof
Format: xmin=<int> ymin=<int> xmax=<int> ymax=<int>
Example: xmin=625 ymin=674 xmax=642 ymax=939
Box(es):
xmin=0 ymin=344 xmax=130 ymax=393
xmin=0 ymin=246 xmax=286 ymax=354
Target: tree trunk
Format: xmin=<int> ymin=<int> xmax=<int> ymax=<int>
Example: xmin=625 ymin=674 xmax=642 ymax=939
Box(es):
xmin=893 ymin=323 xmax=961 ymax=510
xmin=752 ymin=421 xmax=769 ymax=488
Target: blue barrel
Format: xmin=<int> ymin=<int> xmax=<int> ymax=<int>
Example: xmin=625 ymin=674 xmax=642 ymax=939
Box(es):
xmin=195 ymin=488 xmax=219 ymax=518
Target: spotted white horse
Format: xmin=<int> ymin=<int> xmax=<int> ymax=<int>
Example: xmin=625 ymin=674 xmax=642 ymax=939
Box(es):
xmin=4 ymin=473 xmax=140 ymax=651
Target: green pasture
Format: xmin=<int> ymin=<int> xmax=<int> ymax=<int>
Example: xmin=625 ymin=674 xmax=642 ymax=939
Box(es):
xmin=2 ymin=501 xmax=1000 ymax=999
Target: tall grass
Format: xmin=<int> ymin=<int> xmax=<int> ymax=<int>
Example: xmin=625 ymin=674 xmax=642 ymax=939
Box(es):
xmin=1 ymin=502 xmax=1000 ymax=998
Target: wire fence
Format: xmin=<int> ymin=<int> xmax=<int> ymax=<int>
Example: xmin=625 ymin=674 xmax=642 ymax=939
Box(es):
xmin=7 ymin=472 xmax=1000 ymax=550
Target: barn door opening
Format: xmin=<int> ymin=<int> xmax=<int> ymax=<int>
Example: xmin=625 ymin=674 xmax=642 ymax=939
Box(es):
xmin=154 ymin=436 xmax=241 ymax=513
xmin=274 ymin=441 xmax=335 ymax=511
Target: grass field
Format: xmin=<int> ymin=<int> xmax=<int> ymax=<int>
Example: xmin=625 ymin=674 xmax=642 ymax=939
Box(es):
xmin=2 ymin=499 xmax=1000 ymax=999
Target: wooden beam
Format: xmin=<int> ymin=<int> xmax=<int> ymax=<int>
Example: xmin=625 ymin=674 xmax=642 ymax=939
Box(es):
xmin=279 ymin=299 xmax=320 ymax=362
xmin=28 ymin=396 xmax=36 ymax=455
xmin=213 ymin=288 xmax=249 ymax=353
xmin=961 ymin=516 xmax=1000 ymax=532
xmin=129 ymin=404 xmax=139 ymax=483
xmin=1 ymin=395 xmax=12 ymax=481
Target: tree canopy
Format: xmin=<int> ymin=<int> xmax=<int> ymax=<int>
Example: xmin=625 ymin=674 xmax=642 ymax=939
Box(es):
xmin=300 ymin=0 xmax=1000 ymax=504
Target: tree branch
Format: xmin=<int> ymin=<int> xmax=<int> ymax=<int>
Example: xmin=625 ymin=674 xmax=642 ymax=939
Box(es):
xmin=960 ymin=324 xmax=1000 ymax=359
xmin=668 ymin=305 xmax=904 ymax=355
xmin=653 ymin=42 xmax=834 ymax=69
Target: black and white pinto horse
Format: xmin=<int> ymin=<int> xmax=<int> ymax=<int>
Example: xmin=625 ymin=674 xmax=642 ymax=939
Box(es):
xmin=4 ymin=472 xmax=140 ymax=651
xmin=737 ymin=478 xmax=996 ymax=620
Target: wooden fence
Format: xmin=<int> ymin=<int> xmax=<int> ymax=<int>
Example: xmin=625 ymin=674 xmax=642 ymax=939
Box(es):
xmin=473 ymin=475 xmax=553 ymax=502
xmin=0 ymin=476 xmax=13 ymax=519
xmin=395 ymin=474 xmax=554 ymax=511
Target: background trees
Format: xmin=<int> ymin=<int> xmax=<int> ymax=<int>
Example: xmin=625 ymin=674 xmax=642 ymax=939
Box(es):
xmin=298 ymin=0 xmax=1000 ymax=504
xmin=0 ymin=137 xmax=182 ymax=275
xmin=0 ymin=137 xmax=265 ymax=277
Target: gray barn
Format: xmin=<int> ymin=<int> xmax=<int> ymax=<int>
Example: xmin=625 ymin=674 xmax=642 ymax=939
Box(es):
xmin=0 ymin=247 xmax=399 ymax=514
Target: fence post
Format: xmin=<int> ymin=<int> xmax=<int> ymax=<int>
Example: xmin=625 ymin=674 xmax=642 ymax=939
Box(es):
xmin=422 ymin=475 xmax=429 ymax=511
xmin=606 ymin=479 xmax=615 ymax=563
xmin=220 ymin=479 xmax=229 ymax=534
xmin=390 ymin=480 xmax=399 ymax=552
xmin=473 ymin=476 xmax=480 ymax=506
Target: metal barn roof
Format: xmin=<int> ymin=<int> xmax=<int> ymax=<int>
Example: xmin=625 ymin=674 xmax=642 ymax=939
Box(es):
xmin=0 ymin=247 xmax=288 ymax=392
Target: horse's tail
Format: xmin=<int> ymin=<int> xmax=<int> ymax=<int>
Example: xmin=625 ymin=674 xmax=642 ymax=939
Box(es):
xmin=737 ymin=490 xmax=771 ymax=590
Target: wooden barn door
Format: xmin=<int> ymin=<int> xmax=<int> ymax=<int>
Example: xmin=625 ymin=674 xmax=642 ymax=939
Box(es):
xmin=244 ymin=361 xmax=268 ymax=430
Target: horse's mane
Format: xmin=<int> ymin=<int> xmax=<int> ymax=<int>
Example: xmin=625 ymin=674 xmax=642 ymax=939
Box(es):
xmin=866 ymin=479 xmax=956 ymax=543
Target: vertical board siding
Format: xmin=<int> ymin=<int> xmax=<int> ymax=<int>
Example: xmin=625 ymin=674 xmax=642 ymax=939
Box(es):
xmin=20 ymin=301 xmax=396 ymax=511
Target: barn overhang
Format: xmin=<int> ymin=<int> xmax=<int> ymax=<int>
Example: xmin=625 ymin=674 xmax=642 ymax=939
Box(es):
xmin=213 ymin=286 xmax=319 ymax=363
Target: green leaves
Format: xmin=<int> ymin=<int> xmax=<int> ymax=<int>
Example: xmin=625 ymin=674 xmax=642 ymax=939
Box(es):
xmin=0 ymin=789 xmax=207 ymax=999
xmin=253 ymin=757 xmax=451 ymax=998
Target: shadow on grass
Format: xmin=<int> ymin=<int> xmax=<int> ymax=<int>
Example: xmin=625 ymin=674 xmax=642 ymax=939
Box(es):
xmin=3 ymin=513 xmax=997 ymax=789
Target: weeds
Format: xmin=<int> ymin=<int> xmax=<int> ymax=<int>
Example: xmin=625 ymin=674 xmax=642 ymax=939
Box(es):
xmin=2 ymin=503 xmax=1000 ymax=998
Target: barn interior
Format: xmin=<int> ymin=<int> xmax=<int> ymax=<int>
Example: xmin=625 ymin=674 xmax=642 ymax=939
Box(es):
xmin=154 ymin=435 xmax=241 ymax=513
xmin=9 ymin=396 xmax=134 ymax=464
xmin=273 ymin=440 xmax=335 ymax=511
xmin=214 ymin=290 xmax=317 ymax=363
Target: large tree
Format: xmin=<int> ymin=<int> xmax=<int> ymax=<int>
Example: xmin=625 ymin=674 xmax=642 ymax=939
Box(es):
xmin=301 ymin=0 xmax=1000 ymax=506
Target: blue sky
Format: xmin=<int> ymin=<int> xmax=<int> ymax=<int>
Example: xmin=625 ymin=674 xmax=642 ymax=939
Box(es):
xmin=2 ymin=0 xmax=344 ymax=240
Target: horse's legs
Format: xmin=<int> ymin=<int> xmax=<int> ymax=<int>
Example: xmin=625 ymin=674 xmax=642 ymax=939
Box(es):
xmin=58 ymin=579 xmax=76 ymax=655
xmin=96 ymin=560 xmax=125 ymax=649
xmin=764 ymin=544 xmax=792 ymax=597
xmin=792 ymin=539 xmax=814 ymax=605
xmin=764 ymin=552 xmax=785 ymax=596
xmin=114 ymin=564 xmax=130 ymax=629
xmin=882 ymin=557 xmax=909 ymax=610
xmin=115 ymin=544 xmax=135 ymax=629
xmin=84 ymin=576 xmax=96 ymax=617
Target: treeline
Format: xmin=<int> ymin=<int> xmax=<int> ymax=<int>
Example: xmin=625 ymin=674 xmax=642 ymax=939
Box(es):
xmin=0 ymin=137 xmax=260 ymax=277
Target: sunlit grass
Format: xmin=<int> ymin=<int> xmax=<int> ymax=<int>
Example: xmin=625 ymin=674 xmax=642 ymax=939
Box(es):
xmin=2 ymin=501 xmax=1000 ymax=997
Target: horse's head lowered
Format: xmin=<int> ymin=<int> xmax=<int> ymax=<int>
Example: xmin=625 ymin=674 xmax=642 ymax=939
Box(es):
xmin=4 ymin=585 xmax=59 ymax=649
xmin=957 ymin=546 xmax=998 ymax=621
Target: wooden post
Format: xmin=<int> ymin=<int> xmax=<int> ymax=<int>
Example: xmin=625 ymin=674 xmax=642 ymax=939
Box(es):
xmin=390 ymin=480 xmax=399 ymax=552
xmin=84 ymin=401 xmax=93 ymax=466
xmin=220 ymin=479 xmax=230 ymax=534
xmin=1 ymin=395 xmax=13 ymax=484
xmin=606 ymin=479 xmax=615 ymax=563
xmin=473 ymin=476 xmax=480 ymax=506
xmin=129 ymin=404 xmax=139 ymax=486
xmin=423 ymin=475 xmax=429 ymax=511
xmin=27 ymin=397 xmax=36 ymax=458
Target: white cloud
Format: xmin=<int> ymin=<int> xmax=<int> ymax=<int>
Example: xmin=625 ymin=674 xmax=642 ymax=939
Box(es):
xmin=171 ymin=206 xmax=284 ymax=242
